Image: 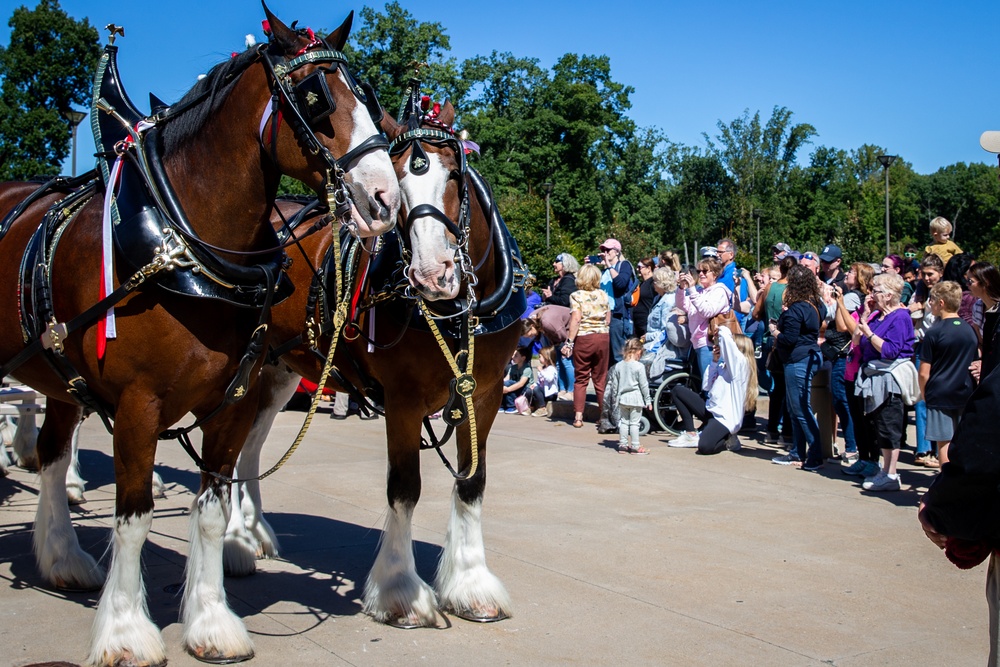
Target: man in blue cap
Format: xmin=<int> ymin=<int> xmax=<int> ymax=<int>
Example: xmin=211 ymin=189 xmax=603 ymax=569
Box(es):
xmin=820 ymin=244 xmax=847 ymax=291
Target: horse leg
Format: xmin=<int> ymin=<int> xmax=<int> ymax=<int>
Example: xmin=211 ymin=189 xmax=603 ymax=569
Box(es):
xmin=0 ymin=418 xmax=10 ymax=476
xmin=223 ymin=365 xmax=297 ymax=574
xmin=32 ymin=401 xmax=104 ymax=591
xmin=12 ymin=405 xmax=40 ymax=470
xmin=363 ymin=411 xmax=438 ymax=627
xmin=65 ymin=419 xmax=87 ymax=505
xmin=87 ymin=392 xmax=166 ymax=667
xmin=435 ymin=407 xmax=512 ymax=622
xmin=180 ymin=399 xmax=259 ymax=663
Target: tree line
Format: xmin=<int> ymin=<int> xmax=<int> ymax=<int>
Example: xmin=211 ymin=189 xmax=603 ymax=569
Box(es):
xmin=5 ymin=1 xmax=999 ymax=282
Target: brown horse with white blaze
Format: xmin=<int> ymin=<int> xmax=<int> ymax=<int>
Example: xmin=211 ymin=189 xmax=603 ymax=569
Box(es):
xmin=0 ymin=6 xmax=398 ymax=665
xmin=225 ymin=98 xmax=524 ymax=626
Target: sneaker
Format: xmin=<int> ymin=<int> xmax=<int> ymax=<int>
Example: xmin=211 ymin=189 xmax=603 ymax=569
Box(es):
xmin=504 ymin=408 xmax=518 ymax=414
xmin=771 ymin=453 xmax=801 ymax=466
xmin=802 ymin=460 xmax=824 ymax=472
xmin=726 ymin=434 xmax=741 ymax=452
xmin=668 ymin=432 xmax=699 ymax=448
xmin=842 ymin=459 xmax=868 ymax=476
xmin=531 ymin=408 xmax=548 ymax=418
xmin=764 ymin=432 xmax=780 ymax=444
xmin=842 ymin=451 xmax=859 ymax=465
xmin=862 ymin=470 xmax=901 ymax=492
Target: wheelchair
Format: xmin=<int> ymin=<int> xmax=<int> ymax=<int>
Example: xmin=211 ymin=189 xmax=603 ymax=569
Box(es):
xmin=640 ymin=357 xmax=698 ymax=435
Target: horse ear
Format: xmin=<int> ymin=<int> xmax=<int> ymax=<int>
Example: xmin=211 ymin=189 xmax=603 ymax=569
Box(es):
xmin=323 ymin=11 xmax=354 ymax=51
xmin=380 ymin=113 xmax=403 ymax=141
xmin=261 ymin=2 xmax=299 ymax=55
xmin=438 ymin=99 xmax=456 ymax=127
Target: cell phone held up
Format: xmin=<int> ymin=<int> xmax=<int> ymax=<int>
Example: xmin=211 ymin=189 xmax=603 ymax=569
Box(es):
xmin=587 ymin=255 xmax=602 ymax=265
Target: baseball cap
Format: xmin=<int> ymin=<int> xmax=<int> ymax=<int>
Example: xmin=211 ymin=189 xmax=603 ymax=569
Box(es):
xmin=819 ymin=244 xmax=842 ymax=262
xmin=599 ymin=238 xmax=621 ymax=252
xmin=771 ymin=242 xmax=792 ymax=254
xmin=553 ymin=254 xmax=565 ymax=263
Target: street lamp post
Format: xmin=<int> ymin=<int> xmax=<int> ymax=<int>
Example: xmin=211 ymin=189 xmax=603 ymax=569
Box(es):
xmin=62 ymin=109 xmax=87 ymax=177
xmin=543 ymin=182 xmax=554 ymax=250
xmin=877 ymin=155 xmax=897 ymax=256
xmin=753 ymin=208 xmax=763 ymax=269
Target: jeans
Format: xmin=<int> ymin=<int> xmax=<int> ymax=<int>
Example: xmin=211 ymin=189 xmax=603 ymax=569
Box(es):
xmin=557 ymin=353 xmax=575 ymax=392
xmin=501 ymin=379 xmax=524 ymax=410
xmin=914 ymin=356 xmax=931 ymax=455
xmin=784 ymin=351 xmax=822 ymax=464
xmin=609 ymin=316 xmax=625 ymax=365
xmin=829 ymin=356 xmax=856 ymax=453
xmin=694 ymin=345 xmax=713 ymax=387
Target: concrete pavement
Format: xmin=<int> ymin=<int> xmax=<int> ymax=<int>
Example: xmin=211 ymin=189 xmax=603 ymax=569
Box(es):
xmin=0 ymin=404 xmax=988 ymax=666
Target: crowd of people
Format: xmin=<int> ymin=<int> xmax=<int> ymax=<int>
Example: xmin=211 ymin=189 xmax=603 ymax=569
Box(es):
xmin=512 ymin=216 xmax=1000 ymax=492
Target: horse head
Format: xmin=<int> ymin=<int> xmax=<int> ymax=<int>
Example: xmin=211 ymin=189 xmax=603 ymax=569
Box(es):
xmin=383 ymin=99 xmax=471 ymax=300
xmin=260 ymin=4 xmax=399 ymax=237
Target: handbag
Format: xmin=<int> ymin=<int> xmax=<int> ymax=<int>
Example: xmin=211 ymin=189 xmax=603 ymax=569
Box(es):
xmin=514 ymin=394 xmax=530 ymax=415
xmin=820 ymin=329 xmax=852 ymax=362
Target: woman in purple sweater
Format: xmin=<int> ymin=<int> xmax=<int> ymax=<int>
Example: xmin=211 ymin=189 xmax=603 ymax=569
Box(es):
xmin=854 ymin=272 xmax=915 ymax=492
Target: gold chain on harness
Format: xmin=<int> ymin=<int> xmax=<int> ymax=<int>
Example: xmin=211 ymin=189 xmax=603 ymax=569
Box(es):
xmin=420 ymin=302 xmax=480 ymax=480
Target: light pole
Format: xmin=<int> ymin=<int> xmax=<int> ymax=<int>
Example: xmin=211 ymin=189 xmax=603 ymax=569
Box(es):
xmin=543 ymin=182 xmax=554 ymax=249
xmin=62 ymin=109 xmax=87 ymax=177
xmin=753 ymin=208 xmax=763 ymax=269
xmin=877 ymin=155 xmax=896 ymax=256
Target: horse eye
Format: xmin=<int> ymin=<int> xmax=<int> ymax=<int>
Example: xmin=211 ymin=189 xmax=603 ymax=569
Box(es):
xmin=449 ymin=169 xmax=462 ymax=181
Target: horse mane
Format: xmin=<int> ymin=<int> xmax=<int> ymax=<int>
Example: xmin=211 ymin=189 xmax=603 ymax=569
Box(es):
xmin=160 ymin=47 xmax=266 ymax=157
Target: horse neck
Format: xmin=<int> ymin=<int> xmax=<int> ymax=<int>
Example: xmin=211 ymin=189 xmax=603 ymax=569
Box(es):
xmin=467 ymin=189 xmax=497 ymax=298
xmin=164 ymin=69 xmax=276 ymax=255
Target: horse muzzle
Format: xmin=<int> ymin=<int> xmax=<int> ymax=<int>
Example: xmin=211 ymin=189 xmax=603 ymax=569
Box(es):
xmin=345 ymin=179 xmax=398 ymax=237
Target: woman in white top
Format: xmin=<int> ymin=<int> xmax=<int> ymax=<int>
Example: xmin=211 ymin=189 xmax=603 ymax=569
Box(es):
xmin=666 ymin=327 xmax=757 ymax=455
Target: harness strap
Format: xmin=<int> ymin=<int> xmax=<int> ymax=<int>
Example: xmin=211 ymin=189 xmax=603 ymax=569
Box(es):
xmin=418 ymin=299 xmax=480 ymax=481
xmin=0 ymin=253 xmax=169 ymax=379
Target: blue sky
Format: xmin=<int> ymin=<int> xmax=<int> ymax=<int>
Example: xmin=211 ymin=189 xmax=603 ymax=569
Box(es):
xmin=6 ymin=1 xmax=999 ymax=176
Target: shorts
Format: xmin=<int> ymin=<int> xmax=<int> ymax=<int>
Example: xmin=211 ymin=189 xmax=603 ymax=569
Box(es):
xmin=869 ymin=394 xmax=904 ymax=450
xmin=926 ymin=407 xmax=961 ymax=442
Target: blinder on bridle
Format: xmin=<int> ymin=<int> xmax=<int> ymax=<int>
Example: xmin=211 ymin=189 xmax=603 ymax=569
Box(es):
xmin=262 ymin=44 xmax=389 ymax=176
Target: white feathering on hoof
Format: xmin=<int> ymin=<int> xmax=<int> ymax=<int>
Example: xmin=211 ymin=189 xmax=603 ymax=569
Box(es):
xmin=182 ymin=489 xmax=254 ymax=661
xmin=34 ymin=450 xmax=105 ymax=590
xmin=363 ymin=503 xmax=439 ymax=626
xmin=87 ymin=511 xmax=165 ymax=667
xmin=435 ymin=488 xmax=512 ymax=620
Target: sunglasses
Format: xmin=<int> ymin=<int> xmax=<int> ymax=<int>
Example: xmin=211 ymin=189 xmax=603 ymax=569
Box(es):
xmin=802 ymin=253 xmax=818 ymax=261
xmin=697 ymin=269 xmax=709 ymax=275
xmin=904 ymin=252 xmax=917 ymax=259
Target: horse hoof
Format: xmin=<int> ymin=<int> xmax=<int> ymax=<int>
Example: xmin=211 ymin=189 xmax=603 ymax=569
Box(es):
xmin=108 ymin=652 xmax=167 ymax=667
xmin=386 ymin=613 xmax=424 ymax=629
xmin=188 ymin=647 xmax=255 ymax=664
xmin=54 ymin=579 xmax=102 ymax=593
xmin=448 ymin=606 xmax=510 ymax=623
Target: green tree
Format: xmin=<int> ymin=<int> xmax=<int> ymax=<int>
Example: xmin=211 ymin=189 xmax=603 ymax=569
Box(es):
xmin=343 ymin=2 xmax=462 ymax=120
xmin=0 ymin=0 xmax=100 ymax=180
xmin=704 ymin=106 xmax=816 ymax=252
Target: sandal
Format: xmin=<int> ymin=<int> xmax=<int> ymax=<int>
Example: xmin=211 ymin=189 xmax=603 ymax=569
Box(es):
xmin=573 ymin=420 xmax=584 ymax=428
xmin=628 ymin=446 xmax=650 ymax=456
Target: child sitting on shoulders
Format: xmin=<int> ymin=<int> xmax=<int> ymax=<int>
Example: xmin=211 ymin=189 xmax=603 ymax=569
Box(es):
xmin=925 ymin=216 xmax=963 ymax=266
xmin=604 ymin=338 xmax=652 ymax=455
xmin=528 ymin=346 xmax=559 ymax=417
xmin=667 ymin=327 xmax=757 ymax=455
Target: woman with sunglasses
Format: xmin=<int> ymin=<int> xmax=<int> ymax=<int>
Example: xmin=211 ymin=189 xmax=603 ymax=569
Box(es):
xmin=632 ymin=258 xmax=658 ymax=339
xmin=676 ymin=257 xmax=733 ymax=381
xmin=968 ymin=262 xmax=1000 ymax=382
xmin=854 ymin=273 xmax=916 ymax=492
